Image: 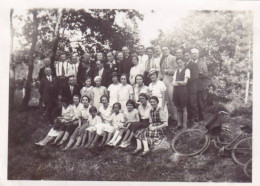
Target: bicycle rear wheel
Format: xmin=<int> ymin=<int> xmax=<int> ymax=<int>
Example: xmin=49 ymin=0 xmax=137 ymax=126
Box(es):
xmin=172 ymin=129 xmax=210 ymax=156
xmin=231 ymin=137 xmax=252 ymax=166
xmin=243 ymin=159 xmax=252 ymax=178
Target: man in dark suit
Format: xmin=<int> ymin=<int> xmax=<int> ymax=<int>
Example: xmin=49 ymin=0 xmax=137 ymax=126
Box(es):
xmin=39 ymin=67 xmax=59 ymax=123
xmin=77 ymin=58 xmax=94 ymax=88
xmin=38 ymin=57 xmax=56 ymax=80
xmin=119 ymin=46 xmax=133 ymax=80
xmin=61 ymin=76 xmax=81 ymax=104
xmin=94 ymin=60 xmax=111 ymax=88
xmin=105 ymin=52 xmax=119 ymax=74
xmin=191 ymin=48 xmax=209 ymax=122
xmin=184 ymin=50 xmax=199 ymax=127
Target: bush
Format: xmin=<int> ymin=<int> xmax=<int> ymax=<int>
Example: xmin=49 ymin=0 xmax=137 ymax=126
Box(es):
xmin=206 ymin=102 xmax=228 ymax=114
xmin=230 ymin=105 xmax=252 ymax=119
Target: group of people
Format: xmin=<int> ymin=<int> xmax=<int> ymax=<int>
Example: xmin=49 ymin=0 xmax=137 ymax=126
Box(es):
xmin=35 ymin=45 xmax=209 ymax=156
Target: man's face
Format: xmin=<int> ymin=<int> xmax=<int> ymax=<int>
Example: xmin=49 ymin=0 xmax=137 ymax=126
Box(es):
xmin=68 ymin=77 xmax=75 ymax=85
xmin=44 ymin=58 xmax=51 ymax=67
xmin=84 ymin=53 xmax=91 ymax=61
xmin=60 ymin=54 xmax=66 ymax=61
xmin=44 ymin=68 xmax=52 ymax=76
xmin=107 ymin=53 xmax=114 ymax=62
xmin=177 ymin=59 xmax=184 ymax=69
xmin=191 ymin=50 xmax=199 ymax=60
xmin=96 ymin=61 xmax=103 ymax=70
xmin=71 ymin=56 xmax=78 ymax=64
xmin=162 ymin=48 xmax=170 ymax=56
xmin=122 ymin=47 xmax=129 ymax=56
xmin=117 ymin=52 xmax=124 ymax=61
xmin=138 ymin=46 xmax=145 ymax=55
xmin=184 ymin=52 xmax=191 ymax=62
xmin=147 ymin=49 xmax=153 ymax=58
xmin=176 ymin=49 xmax=183 ymax=58
xmin=97 ymin=53 xmax=103 ymax=61
xmin=154 ymin=47 xmax=161 ymax=56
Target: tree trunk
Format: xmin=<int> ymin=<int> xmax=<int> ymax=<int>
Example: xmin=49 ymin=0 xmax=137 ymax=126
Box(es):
xmin=9 ymin=9 xmax=16 ymax=110
xmin=51 ymin=8 xmax=64 ymax=65
xmin=20 ymin=10 xmax=39 ymax=110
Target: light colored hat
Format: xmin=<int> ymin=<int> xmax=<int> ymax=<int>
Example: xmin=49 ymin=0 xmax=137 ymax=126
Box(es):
xmin=94 ymin=76 xmax=102 ymax=82
xmin=148 ymin=68 xmax=158 ymax=76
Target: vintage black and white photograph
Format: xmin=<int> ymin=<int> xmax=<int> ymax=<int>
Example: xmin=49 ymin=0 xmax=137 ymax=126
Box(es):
xmin=6 ymin=2 xmax=255 ymax=183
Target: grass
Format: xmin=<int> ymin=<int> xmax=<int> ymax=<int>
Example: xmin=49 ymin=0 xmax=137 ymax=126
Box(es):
xmin=8 ymin=108 xmax=252 ymax=182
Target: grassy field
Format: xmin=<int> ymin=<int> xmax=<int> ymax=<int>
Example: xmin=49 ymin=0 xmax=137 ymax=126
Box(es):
xmin=8 ymin=107 xmax=252 ymax=182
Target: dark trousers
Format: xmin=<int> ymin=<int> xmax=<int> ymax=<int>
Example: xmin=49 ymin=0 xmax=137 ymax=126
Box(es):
xmin=57 ymin=76 xmax=68 ymax=88
xmin=187 ymin=93 xmax=198 ymax=125
xmin=43 ymin=100 xmax=55 ymax=123
xmin=197 ymin=91 xmax=205 ymax=121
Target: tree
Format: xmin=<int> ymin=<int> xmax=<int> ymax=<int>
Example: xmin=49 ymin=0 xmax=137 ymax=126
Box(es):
xmin=9 ymin=9 xmax=15 ymax=109
xmin=20 ymin=10 xmax=39 ymax=109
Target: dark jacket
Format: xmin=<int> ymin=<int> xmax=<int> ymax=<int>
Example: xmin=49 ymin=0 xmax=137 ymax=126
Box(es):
xmin=77 ymin=63 xmax=94 ymax=88
xmin=104 ymin=61 xmax=120 ymax=74
xmin=38 ymin=66 xmax=56 ymax=80
xmin=119 ymin=56 xmax=133 ymax=76
xmin=186 ymin=60 xmax=199 ymax=94
xmin=93 ymin=68 xmax=111 ymax=88
xmin=39 ymin=76 xmax=59 ymax=103
xmin=61 ymin=84 xmax=81 ymax=104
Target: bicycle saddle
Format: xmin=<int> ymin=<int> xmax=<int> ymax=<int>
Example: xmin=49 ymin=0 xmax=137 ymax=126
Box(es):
xmin=205 ymin=111 xmax=229 ymax=135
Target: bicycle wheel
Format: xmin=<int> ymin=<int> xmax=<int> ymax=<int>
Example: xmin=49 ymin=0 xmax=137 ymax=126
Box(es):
xmin=243 ymin=159 xmax=252 ymax=178
xmin=217 ymin=127 xmax=235 ymax=145
xmin=172 ymin=129 xmax=210 ymax=156
xmin=231 ymin=137 xmax=252 ymax=166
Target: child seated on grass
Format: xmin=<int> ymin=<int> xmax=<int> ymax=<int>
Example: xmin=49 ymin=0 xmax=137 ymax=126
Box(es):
xmin=105 ymin=103 xmax=125 ymax=146
xmin=61 ymin=95 xmax=90 ymax=150
xmin=35 ymin=98 xmax=75 ymax=146
xmin=108 ymin=100 xmax=139 ymax=147
xmin=82 ymin=106 xmax=102 ymax=149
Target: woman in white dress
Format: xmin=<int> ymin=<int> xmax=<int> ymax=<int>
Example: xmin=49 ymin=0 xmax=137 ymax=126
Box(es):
xmin=129 ymin=54 xmax=145 ymax=85
xmin=107 ymin=72 xmax=122 ymax=107
xmin=118 ymin=74 xmax=134 ymax=112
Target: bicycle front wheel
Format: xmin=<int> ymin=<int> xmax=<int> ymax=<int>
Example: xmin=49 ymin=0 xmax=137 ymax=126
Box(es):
xmin=243 ymin=159 xmax=252 ymax=178
xmin=231 ymin=137 xmax=252 ymax=166
xmin=172 ymin=129 xmax=210 ymax=156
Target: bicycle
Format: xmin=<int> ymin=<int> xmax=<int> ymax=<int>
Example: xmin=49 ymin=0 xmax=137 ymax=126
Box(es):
xmin=171 ymin=111 xmax=252 ymax=178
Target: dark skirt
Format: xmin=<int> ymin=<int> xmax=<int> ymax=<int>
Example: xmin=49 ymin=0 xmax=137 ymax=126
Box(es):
xmin=128 ymin=119 xmax=150 ymax=133
xmin=53 ymin=118 xmax=78 ymax=135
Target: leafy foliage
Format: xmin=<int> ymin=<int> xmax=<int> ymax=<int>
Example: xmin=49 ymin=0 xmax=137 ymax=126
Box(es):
xmin=151 ymin=10 xmax=253 ymax=103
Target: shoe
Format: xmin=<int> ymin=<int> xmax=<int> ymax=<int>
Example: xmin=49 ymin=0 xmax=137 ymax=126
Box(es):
xmin=71 ymin=145 xmax=79 ymax=150
xmin=62 ymin=147 xmax=68 ymax=151
xmin=119 ymin=142 xmax=125 ymax=148
xmin=140 ymin=150 xmax=150 ymax=157
xmin=35 ymin=142 xmax=44 ymax=146
xmin=131 ymin=148 xmax=142 ymax=155
xmin=121 ymin=142 xmax=131 ymax=148
xmin=89 ymin=143 xmax=95 ymax=149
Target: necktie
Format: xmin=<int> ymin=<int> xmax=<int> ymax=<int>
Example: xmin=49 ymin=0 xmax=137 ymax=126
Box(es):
xmin=70 ymin=86 xmax=73 ymax=95
xmin=61 ymin=63 xmax=65 ymax=76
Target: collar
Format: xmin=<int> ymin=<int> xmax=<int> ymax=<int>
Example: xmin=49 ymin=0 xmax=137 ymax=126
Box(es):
xmin=108 ymin=60 xmax=116 ymax=65
xmin=152 ymin=106 xmax=160 ymax=112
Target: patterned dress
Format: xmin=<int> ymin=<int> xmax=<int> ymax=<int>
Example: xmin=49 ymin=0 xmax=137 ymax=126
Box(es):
xmin=136 ymin=107 xmax=167 ymax=145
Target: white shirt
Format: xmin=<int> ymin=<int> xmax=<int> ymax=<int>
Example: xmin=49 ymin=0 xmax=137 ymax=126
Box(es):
xmin=111 ymin=112 xmax=125 ymax=128
xmin=138 ymin=54 xmax=148 ymax=67
xmin=61 ymin=105 xmax=74 ymax=120
xmin=78 ymin=106 xmax=90 ymax=120
xmin=133 ymin=84 xmax=149 ymax=102
xmin=99 ymin=104 xmax=112 ymax=124
xmin=172 ymin=68 xmax=191 ymax=83
xmin=138 ymin=104 xmax=152 ymax=120
xmin=69 ymin=85 xmax=74 ymax=94
xmin=71 ymin=103 xmax=83 ymax=119
xmin=46 ymin=75 xmax=52 ymax=82
xmin=107 ymin=83 xmax=122 ymax=105
xmin=148 ymin=80 xmax=166 ymax=99
xmin=118 ymin=84 xmax=133 ymax=102
xmin=55 ymin=61 xmax=70 ymax=77
xmin=107 ymin=60 xmax=116 ymax=69
xmin=98 ymin=68 xmax=104 ymax=76
xmin=67 ymin=62 xmax=79 ymax=76
xmin=129 ymin=63 xmax=145 ymax=85
xmin=145 ymin=57 xmax=160 ymax=72
xmin=88 ymin=115 xmax=102 ymax=126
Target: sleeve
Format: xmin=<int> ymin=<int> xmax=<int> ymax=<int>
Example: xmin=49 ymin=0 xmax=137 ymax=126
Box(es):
xmin=161 ymin=81 xmax=166 ymax=92
xmin=149 ymin=111 xmax=152 ymax=123
xmin=129 ymin=85 xmax=134 ymax=94
xmin=107 ymin=85 xmax=111 ymax=92
xmin=97 ymin=116 xmax=102 ymax=124
xmin=159 ymin=109 xmax=167 ymax=122
xmin=185 ymin=69 xmax=191 ymax=79
xmin=39 ymin=79 xmax=44 ymax=95
xmin=172 ymin=70 xmax=177 ymax=84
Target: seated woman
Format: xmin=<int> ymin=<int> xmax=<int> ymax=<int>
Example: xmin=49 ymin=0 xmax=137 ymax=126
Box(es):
xmin=134 ymin=96 xmax=168 ymax=157
xmin=109 ymin=100 xmax=139 ymax=147
xmin=56 ymin=95 xmax=83 ymax=146
xmin=35 ymin=97 xmax=75 ymax=146
xmin=62 ymin=95 xmax=91 ymax=150
xmin=92 ymin=95 xmax=113 ymax=147
xmin=92 ymin=76 xmax=107 ymax=110
xmin=83 ymin=106 xmax=102 ymax=149
xmin=122 ymin=93 xmax=152 ymax=150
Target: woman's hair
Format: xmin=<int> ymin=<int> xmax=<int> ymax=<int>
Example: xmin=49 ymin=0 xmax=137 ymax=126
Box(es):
xmin=126 ymin=99 xmax=136 ymax=108
xmin=120 ymin=73 xmax=128 ymax=79
xmin=150 ymin=71 xmax=159 ymax=78
xmin=85 ymin=76 xmax=92 ymax=82
xmin=73 ymin=95 xmax=80 ymax=99
xmin=146 ymin=47 xmax=154 ymax=52
xmin=89 ymin=106 xmax=97 ymax=113
xmin=139 ymin=93 xmax=149 ymax=100
xmin=131 ymin=53 xmax=139 ymax=62
xmin=135 ymin=74 xmax=144 ymax=83
xmin=149 ymin=96 xmax=159 ymax=103
xmin=100 ymin=95 xmax=109 ymax=103
xmin=81 ymin=95 xmax=90 ymax=102
xmin=113 ymin=102 xmax=121 ymax=110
